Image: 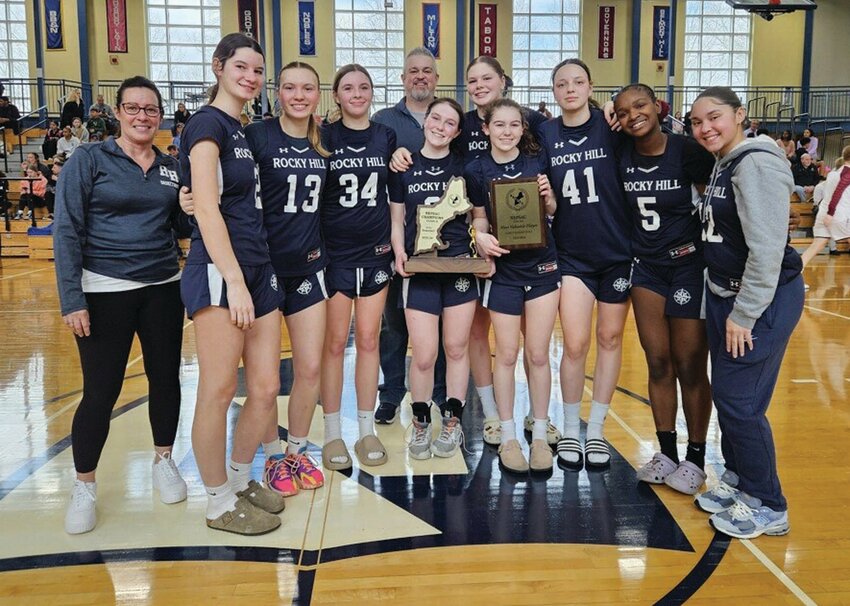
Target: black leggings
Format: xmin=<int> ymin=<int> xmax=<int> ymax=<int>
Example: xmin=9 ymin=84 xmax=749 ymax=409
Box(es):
xmin=72 ymin=281 xmax=185 ymax=473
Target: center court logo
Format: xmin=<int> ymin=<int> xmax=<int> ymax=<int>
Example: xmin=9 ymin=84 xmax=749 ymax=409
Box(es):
xmin=673 ymin=288 xmax=691 ymax=305
xmin=613 ymin=278 xmax=630 ymax=293
xmin=455 ymin=277 xmax=471 ymax=292
xmin=297 ymin=279 xmax=312 ymax=295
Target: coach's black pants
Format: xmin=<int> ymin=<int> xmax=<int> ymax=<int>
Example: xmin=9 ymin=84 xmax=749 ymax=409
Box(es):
xmin=72 ymin=281 xmax=184 ymax=474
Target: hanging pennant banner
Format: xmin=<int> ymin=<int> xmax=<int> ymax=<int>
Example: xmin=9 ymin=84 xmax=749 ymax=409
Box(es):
xmin=422 ymin=3 xmax=440 ymax=58
xmin=598 ymin=6 xmax=615 ymax=60
xmin=652 ymin=6 xmax=671 ymax=60
xmin=478 ymin=4 xmax=497 ymax=57
xmin=45 ymin=0 xmax=64 ymax=50
xmin=238 ymin=0 xmax=259 ymax=39
xmin=106 ymin=0 xmax=127 ymax=53
xmin=299 ymin=1 xmax=316 ymax=56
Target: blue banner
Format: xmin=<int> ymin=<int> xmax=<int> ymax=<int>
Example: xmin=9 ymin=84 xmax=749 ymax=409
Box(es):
xmin=652 ymin=6 xmax=670 ymax=61
xmin=298 ymin=1 xmax=315 ymax=56
xmin=45 ymin=0 xmax=63 ymax=50
xmin=422 ymin=3 xmax=440 ymax=59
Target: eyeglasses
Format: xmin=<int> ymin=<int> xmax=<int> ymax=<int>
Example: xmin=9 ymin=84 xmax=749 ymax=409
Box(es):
xmin=120 ymin=103 xmax=161 ymax=117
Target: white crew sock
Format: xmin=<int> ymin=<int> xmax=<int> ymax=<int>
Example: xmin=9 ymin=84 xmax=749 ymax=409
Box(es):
xmin=227 ymin=458 xmax=252 ymax=493
xmin=562 ymin=402 xmax=581 ymax=439
xmin=205 ymin=481 xmax=238 ymax=520
xmin=357 ymin=410 xmax=375 ymax=438
xmin=287 ymin=435 xmax=308 ymax=456
xmin=324 ymin=412 xmax=342 ymax=442
xmin=532 ymin=417 xmax=549 ymax=442
xmin=476 ymin=384 xmax=499 ymax=420
xmin=587 ymin=401 xmax=609 ymax=441
xmin=262 ymin=439 xmax=283 ymax=460
xmin=500 ymin=419 xmax=517 ymax=443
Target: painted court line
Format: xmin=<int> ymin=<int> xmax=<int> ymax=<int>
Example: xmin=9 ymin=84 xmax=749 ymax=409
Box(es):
xmin=804 ymin=305 xmax=850 ymax=321
xmin=587 ymin=387 xmax=817 ymax=605
xmin=790 ymin=379 xmax=819 ymax=384
xmin=0 ymin=267 xmax=50 ymax=281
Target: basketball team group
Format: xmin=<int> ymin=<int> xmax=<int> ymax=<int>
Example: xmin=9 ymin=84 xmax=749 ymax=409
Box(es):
xmin=52 ymin=32 xmax=804 ymax=542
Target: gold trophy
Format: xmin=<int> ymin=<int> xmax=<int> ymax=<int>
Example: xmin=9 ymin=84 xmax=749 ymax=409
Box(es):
xmin=403 ymin=176 xmax=490 ymax=274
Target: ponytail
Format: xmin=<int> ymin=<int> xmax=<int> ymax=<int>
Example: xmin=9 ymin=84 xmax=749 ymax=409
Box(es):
xmin=308 ymin=114 xmax=330 ymax=158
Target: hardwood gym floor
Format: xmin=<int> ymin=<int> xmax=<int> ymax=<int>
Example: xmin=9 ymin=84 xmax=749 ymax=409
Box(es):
xmin=0 ymin=253 xmax=847 ymax=605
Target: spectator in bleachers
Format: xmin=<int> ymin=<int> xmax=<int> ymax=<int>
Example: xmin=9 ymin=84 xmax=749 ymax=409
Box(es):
xmin=17 ymin=164 xmax=48 ymax=220
xmin=166 ymin=144 xmax=179 ymax=158
xmin=57 ymin=126 xmax=81 ymax=157
xmin=802 ymin=149 xmax=850 ymax=266
xmin=90 ymin=94 xmax=117 ymax=136
xmin=172 ymin=102 xmax=190 ymax=135
xmin=797 ymin=128 xmax=818 ymax=159
xmin=43 ymin=120 xmax=62 ymax=159
xmin=43 ymin=156 xmax=63 ymax=219
xmin=25 ymin=152 xmax=51 ymax=180
xmin=777 ymin=130 xmax=796 ymax=162
xmin=172 ymin=122 xmax=184 ymax=148
xmin=537 ymin=101 xmax=552 ymax=118
xmin=70 ymin=117 xmax=89 ymax=143
xmin=60 ymin=89 xmax=85 ymax=129
xmin=0 ymin=96 xmax=21 ymax=135
xmin=86 ymin=108 xmax=107 ymax=142
xmin=792 ymin=153 xmax=821 ymax=201
xmin=744 ymin=118 xmax=761 ymax=138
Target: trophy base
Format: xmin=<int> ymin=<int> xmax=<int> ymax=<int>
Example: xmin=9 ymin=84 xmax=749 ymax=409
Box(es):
xmin=404 ymin=256 xmax=490 ymax=274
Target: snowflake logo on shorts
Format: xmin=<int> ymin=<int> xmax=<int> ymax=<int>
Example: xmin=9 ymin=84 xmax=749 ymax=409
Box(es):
xmin=673 ymin=288 xmax=692 ymax=306
xmin=270 ymin=275 xmax=279 ymax=291
xmin=375 ymin=271 xmax=389 ymax=285
xmin=297 ymin=280 xmax=312 ymax=296
xmin=613 ymin=278 xmax=630 ymax=293
xmin=455 ymin=277 xmax=471 ymax=292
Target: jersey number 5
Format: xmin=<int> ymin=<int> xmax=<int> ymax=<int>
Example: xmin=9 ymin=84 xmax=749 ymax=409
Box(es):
xmin=339 ymin=172 xmax=379 ymax=208
xmin=561 ymin=167 xmax=600 ymax=205
xmin=636 ymin=196 xmax=660 ymax=232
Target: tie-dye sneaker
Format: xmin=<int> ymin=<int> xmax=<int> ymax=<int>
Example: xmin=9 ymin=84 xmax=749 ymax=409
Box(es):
xmin=286 ymin=453 xmax=325 ymax=490
xmin=264 ymin=455 xmax=298 ymax=497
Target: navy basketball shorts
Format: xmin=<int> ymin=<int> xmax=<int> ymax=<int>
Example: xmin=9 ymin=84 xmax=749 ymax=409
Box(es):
xmin=325 ymin=262 xmax=392 ymax=299
xmin=560 ymin=258 xmax=632 ymax=304
xmin=631 ymin=258 xmax=706 ymax=320
xmin=181 ymin=262 xmax=282 ymax=319
xmin=400 ymin=273 xmax=480 ymax=315
xmin=481 ymin=279 xmax=561 ymax=316
xmin=279 ymin=269 xmax=329 ymax=316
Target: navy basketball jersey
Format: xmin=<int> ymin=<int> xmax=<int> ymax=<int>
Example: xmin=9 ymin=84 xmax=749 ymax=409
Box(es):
xmin=701 ymin=149 xmax=802 ymax=288
xmin=464 ymin=152 xmax=558 ymax=285
xmin=619 ymin=135 xmax=714 ymax=266
xmin=179 ymin=105 xmax=268 ymax=266
xmin=457 ymin=109 xmax=547 ymax=162
xmin=538 ymin=109 xmax=632 ymax=273
xmin=245 ymin=118 xmax=328 ymax=278
xmin=388 ymin=152 xmax=469 ymax=257
xmin=321 ymin=121 xmax=395 ymax=268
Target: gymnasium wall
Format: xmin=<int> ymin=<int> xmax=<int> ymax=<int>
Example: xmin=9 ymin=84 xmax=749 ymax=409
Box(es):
xmin=24 ymin=0 xmax=838 ymax=91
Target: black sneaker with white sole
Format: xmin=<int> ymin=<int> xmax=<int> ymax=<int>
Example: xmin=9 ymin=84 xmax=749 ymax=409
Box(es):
xmin=375 ymin=401 xmax=399 ymax=424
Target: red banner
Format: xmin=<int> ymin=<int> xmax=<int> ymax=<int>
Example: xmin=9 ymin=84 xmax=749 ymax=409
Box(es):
xmin=238 ymin=0 xmax=259 ymax=40
xmin=106 ymin=0 xmax=127 ymax=53
xmin=478 ymin=4 xmax=497 ymax=57
xmin=598 ymin=6 xmax=615 ymax=60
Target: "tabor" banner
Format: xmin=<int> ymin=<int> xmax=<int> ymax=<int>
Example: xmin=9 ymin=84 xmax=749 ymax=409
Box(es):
xmin=106 ymin=0 xmax=127 ymax=53
xmin=478 ymin=4 xmax=497 ymax=57
xmin=598 ymin=5 xmax=615 ymax=60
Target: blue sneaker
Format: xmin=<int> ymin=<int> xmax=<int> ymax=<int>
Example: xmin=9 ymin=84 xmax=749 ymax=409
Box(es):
xmin=709 ymin=495 xmax=790 ymax=539
xmin=694 ymin=470 xmax=740 ymax=513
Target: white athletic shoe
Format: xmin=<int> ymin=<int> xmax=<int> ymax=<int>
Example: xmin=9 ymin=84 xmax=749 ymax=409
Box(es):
xmin=65 ymin=480 xmax=97 ymax=535
xmin=152 ymin=451 xmax=188 ymax=504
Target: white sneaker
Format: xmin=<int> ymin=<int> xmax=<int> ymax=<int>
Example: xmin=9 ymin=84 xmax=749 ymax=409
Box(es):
xmin=152 ymin=451 xmax=188 ymax=504
xmin=65 ymin=480 xmax=97 ymax=534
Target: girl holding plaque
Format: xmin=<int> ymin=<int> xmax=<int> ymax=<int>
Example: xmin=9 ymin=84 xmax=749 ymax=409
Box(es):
xmin=389 ymin=98 xmax=477 ymax=461
xmin=538 ymin=58 xmax=632 ymax=470
xmin=614 ymin=84 xmax=715 ymax=494
xmin=319 ymin=64 xmax=396 ymax=470
xmin=465 ymin=98 xmax=560 ymax=473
